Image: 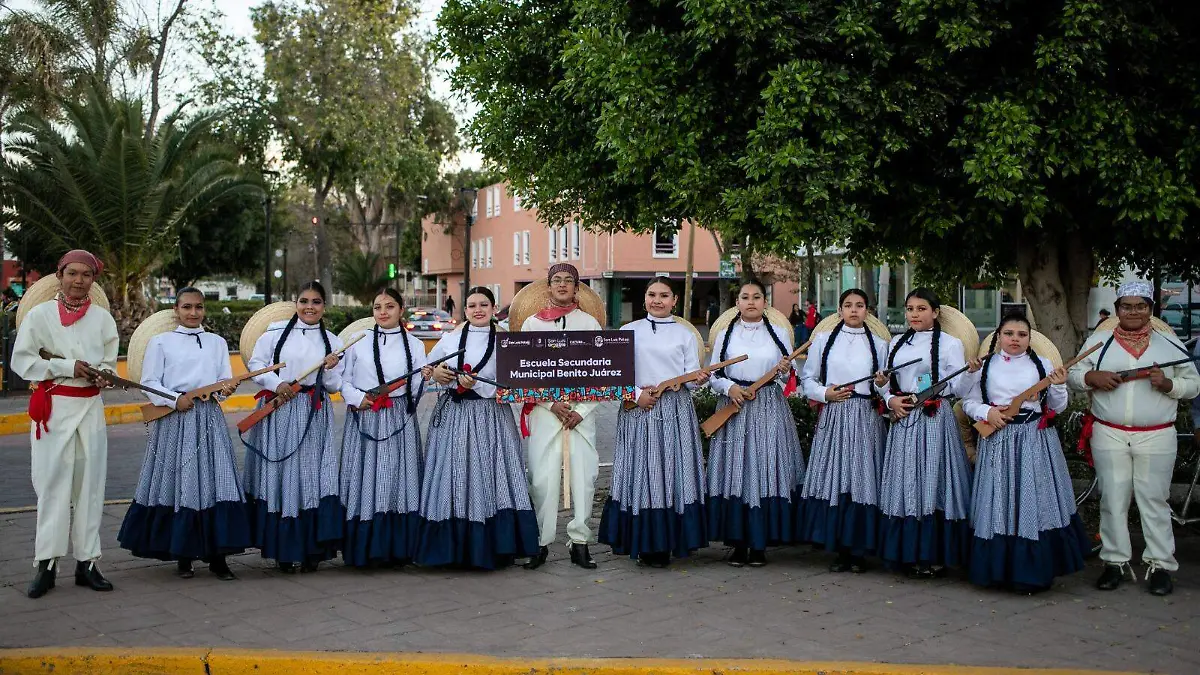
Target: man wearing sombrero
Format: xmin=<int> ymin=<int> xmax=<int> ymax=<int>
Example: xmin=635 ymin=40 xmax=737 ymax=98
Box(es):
xmin=11 ymin=250 xmax=119 ymax=598
xmin=1069 ymin=279 xmax=1200 ymax=595
xmin=520 ymin=262 xmax=604 ymax=569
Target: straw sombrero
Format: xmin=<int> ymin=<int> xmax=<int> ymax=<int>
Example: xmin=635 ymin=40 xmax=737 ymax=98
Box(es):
xmin=509 ymin=280 xmax=606 ymax=332
xmin=812 ymin=312 xmax=892 ymax=343
xmin=125 ymin=310 xmax=180 ymax=384
xmin=1094 ymin=316 xmax=1173 ymax=336
xmin=707 ymin=306 xmax=794 ymax=351
xmin=15 ymin=274 xmax=110 ymax=328
xmin=238 ymin=301 xmax=297 ymax=368
xmin=934 ymin=305 xmax=979 ymax=360
xmin=977 ymin=328 xmax=1064 ymax=368
xmin=339 ymin=317 xmax=378 ymax=345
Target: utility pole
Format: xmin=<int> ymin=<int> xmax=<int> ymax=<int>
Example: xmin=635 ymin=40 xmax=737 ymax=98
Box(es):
xmin=458 ymin=188 xmax=479 ymax=319
xmin=683 ymin=220 xmax=696 ymax=321
xmin=261 ymin=169 xmax=279 ymax=306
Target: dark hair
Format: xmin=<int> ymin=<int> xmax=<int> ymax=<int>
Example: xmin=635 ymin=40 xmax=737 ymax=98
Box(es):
xmin=274 ymin=280 xmax=332 ymax=364
xmin=839 ymin=288 xmax=870 ymax=306
xmin=1098 ymin=308 xmax=1110 ymax=316
xmin=367 ymin=286 xmax=414 ymax=412
xmin=888 ymin=287 xmax=942 ymax=391
xmin=819 ymin=319 xmax=879 ymax=385
xmin=718 ymin=278 xmax=788 ymax=378
xmin=374 ymin=287 xmax=404 ymax=308
xmin=739 ymin=279 xmax=768 ymax=298
xmin=979 ymin=312 xmax=1046 ymax=405
xmin=175 ymin=287 xmax=204 ymax=305
xmin=645 ymin=276 xmax=675 ymax=295
xmin=465 ymin=286 xmax=496 ymax=306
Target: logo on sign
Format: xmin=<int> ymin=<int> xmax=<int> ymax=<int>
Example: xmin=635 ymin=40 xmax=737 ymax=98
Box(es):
xmin=500 ymin=337 xmax=510 ymax=348
xmin=594 ymin=335 xmax=603 ymax=347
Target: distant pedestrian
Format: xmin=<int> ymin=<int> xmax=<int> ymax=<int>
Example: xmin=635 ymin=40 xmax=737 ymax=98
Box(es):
xmin=788 ymin=303 xmax=803 ymax=347
xmin=705 ymin=298 xmax=719 ymax=327
xmin=798 ymin=299 xmax=818 ymax=344
xmin=1096 ymin=308 xmax=1110 ymax=328
xmin=444 ymin=295 xmax=456 ymax=318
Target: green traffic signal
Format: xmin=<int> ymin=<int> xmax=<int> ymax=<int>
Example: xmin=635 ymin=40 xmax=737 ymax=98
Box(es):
xmin=387 ymin=263 xmax=397 ymax=279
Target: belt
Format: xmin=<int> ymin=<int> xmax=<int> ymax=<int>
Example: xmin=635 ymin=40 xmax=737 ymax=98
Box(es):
xmin=1077 ymin=414 xmax=1175 ymax=466
xmin=29 ymin=381 xmax=101 ymax=440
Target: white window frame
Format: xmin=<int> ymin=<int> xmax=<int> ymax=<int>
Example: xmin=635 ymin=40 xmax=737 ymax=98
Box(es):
xmin=559 ymin=226 xmax=568 ymax=261
xmin=472 ymin=194 xmax=479 ymax=219
xmin=492 ymin=284 xmax=502 ymax=307
xmin=485 ymin=237 xmax=493 ymax=268
xmin=513 ymin=194 xmax=522 ymax=211
xmin=570 ymin=222 xmax=581 ymax=260
xmin=652 ymin=223 xmax=680 ymax=258
xmin=470 ymin=240 xmax=477 ymax=269
xmin=513 ymin=233 xmax=520 ymax=265
xmin=485 ymin=188 xmax=494 ymax=218
xmin=492 ymin=187 xmax=501 ymax=216
xmin=522 ymin=231 xmax=530 ymax=264
xmin=549 ymin=227 xmax=558 ymax=262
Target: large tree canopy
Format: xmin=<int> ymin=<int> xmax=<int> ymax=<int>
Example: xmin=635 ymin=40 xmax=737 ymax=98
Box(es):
xmin=440 ymin=0 xmax=1200 ymax=352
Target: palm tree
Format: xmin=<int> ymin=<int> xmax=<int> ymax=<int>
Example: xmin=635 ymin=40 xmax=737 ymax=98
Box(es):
xmin=335 ymin=251 xmax=391 ymax=307
xmin=0 ymin=82 xmax=262 ymax=337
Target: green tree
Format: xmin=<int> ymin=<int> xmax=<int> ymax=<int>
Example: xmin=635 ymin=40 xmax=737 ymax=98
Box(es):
xmin=439 ymin=0 xmax=1200 ymax=353
xmin=0 ymin=83 xmax=262 ymax=336
xmin=159 ymin=187 xmax=269 ymax=291
xmin=335 ymin=251 xmax=391 ymax=306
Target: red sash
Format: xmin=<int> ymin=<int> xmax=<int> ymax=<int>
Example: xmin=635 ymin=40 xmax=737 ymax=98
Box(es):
xmin=29 ymin=381 xmax=100 ymax=440
xmin=1076 ymin=413 xmax=1174 ymax=466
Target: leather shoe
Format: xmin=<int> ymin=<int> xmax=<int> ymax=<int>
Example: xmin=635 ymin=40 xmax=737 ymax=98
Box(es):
xmin=829 ymin=553 xmax=852 ymax=573
xmin=209 ymin=557 xmax=237 ymax=581
xmin=570 ymin=543 xmax=597 ymax=569
xmin=278 ymin=562 xmax=297 ymax=574
xmin=176 ymin=559 xmax=195 ymax=579
xmin=300 ymin=560 xmax=319 ymax=573
xmin=523 ymin=546 xmax=549 ymax=570
xmin=727 ymin=547 xmax=749 ymax=567
xmin=1095 ymin=564 xmax=1124 ymax=591
xmin=848 ymin=556 xmax=869 ymax=574
xmin=1148 ymin=569 xmax=1173 ymax=596
xmin=747 ymin=549 xmax=767 ymax=567
xmin=906 ymin=564 xmax=936 ymax=580
xmin=75 ymin=561 xmax=114 ymax=592
xmin=27 ymin=560 xmax=56 ymax=599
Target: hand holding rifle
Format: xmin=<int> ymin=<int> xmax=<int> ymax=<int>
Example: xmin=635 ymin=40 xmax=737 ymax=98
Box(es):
xmin=623 ymin=354 xmax=747 ymax=411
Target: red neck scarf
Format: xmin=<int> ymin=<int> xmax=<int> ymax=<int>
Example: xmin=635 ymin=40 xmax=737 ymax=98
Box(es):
xmin=535 ymin=302 xmax=578 ymax=322
xmin=1113 ymin=324 xmax=1152 ymax=359
xmin=56 ymin=292 xmax=91 ymax=327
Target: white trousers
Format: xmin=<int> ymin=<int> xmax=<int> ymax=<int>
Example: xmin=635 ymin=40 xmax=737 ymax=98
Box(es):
xmin=526 ymin=406 xmax=599 ymax=546
xmin=1091 ymin=424 xmax=1177 ymax=571
xmin=30 ymin=394 xmax=108 ymax=564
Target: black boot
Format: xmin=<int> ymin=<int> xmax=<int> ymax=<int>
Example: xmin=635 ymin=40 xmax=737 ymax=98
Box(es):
xmin=829 ymin=552 xmax=853 ymax=573
xmin=1148 ymin=568 xmax=1173 ymax=596
xmin=27 ymin=560 xmax=56 ymax=599
xmin=570 ymin=543 xmax=597 ymax=569
xmin=277 ymin=561 xmax=297 ymax=574
xmin=848 ymin=556 xmax=869 ymax=574
xmin=1095 ymin=564 xmax=1125 ymax=591
xmin=906 ymin=564 xmax=935 ymax=580
xmin=209 ymin=557 xmax=237 ymax=581
xmin=523 ymin=546 xmax=549 ymax=570
xmin=747 ymin=549 xmax=767 ymax=567
xmin=74 ymin=561 xmax=114 ymax=592
xmin=727 ymin=547 xmax=749 ymax=567
xmin=176 ymin=559 xmax=195 ymax=579
xmin=300 ymin=559 xmax=319 ymax=573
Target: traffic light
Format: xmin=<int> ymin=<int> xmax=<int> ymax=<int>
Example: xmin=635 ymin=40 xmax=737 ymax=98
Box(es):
xmin=387 ymin=263 xmax=397 ymax=279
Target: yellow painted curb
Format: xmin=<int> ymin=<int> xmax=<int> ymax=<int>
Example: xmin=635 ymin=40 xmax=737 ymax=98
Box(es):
xmin=0 ymin=650 xmax=1144 ymax=675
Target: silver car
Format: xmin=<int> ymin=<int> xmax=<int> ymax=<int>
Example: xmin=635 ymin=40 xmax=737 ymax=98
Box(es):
xmin=404 ymin=307 xmax=456 ymax=339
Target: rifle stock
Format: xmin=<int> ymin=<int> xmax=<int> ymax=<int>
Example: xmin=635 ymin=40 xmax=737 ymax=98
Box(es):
xmin=699 ymin=340 xmax=813 ymax=437
xmin=621 ymin=354 xmax=749 ymax=411
xmin=140 ymin=364 xmax=285 ymax=423
xmin=971 ymin=342 xmax=1101 ymax=438
xmin=234 ymin=334 xmax=365 ymax=434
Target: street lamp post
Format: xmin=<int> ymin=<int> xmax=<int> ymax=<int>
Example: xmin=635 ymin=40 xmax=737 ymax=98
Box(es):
xmin=261 ymin=169 xmax=280 ymax=307
xmin=458 ymin=187 xmax=478 ymax=318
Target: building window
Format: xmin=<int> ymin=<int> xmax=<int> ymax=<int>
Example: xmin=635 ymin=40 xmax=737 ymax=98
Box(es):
xmin=522 ymin=231 xmax=530 ymax=264
xmin=513 ymin=233 xmax=520 ymax=265
xmin=485 ymin=237 xmax=493 ymax=268
xmin=513 ymin=194 xmax=522 ymax=211
xmin=652 ymin=223 xmax=680 ymax=258
xmin=470 ymin=240 xmax=477 ymax=269
xmin=485 ymin=188 xmax=494 ymax=218
xmin=492 ymin=186 xmax=501 ymax=216
xmin=559 ymin=226 xmax=568 ymax=261
xmin=570 ymin=222 xmax=581 ymax=260
xmin=549 ymin=227 xmax=558 ymax=262
xmin=423 ymin=258 xmax=428 ymax=273
xmin=492 ymin=284 xmax=502 ymax=307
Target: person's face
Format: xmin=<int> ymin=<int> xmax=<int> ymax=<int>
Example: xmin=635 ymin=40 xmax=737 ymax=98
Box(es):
xmin=1116 ymin=297 xmax=1151 ymax=331
xmin=174 ymin=292 xmax=205 ymax=328
xmin=644 ymin=282 xmax=676 ymax=318
xmin=905 ymin=297 xmax=938 ymax=331
xmin=373 ymin=293 xmax=401 ymax=329
xmin=57 ymin=263 xmax=95 ymax=301
xmin=737 ymin=284 xmax=766 ymax=321
xmin=296 ymin=289 xmax=326 ymax=324
xmin=839 ymin=293 xmax=868 ymax=328
xmin=997 ymin=320 xmax=1031 ymax=356
xmin=548 ymin=272 xmax=577 ymax=305
xmin=465 ymin=293 xmax=494 ymax=327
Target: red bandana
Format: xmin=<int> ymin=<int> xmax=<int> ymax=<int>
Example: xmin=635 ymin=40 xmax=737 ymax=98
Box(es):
xmin=56 ymin=292 xmax=91 ymax=328
xmin=1113 ymin=324 xmax=1152 ymax=359
xmin=535 ymin=303 xmax=579 ymax=322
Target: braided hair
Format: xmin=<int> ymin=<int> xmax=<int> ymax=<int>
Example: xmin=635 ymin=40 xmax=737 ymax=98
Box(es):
xmin=718 ymin=280 xmax=789 ymax=379
xmin=980 ymin=313 xmax=1047 ymax=406
xmin=888 ymin=287 xmax=941 ymax=392
xmin=458 ymin=286 xmax=497 ymax=372
xmin=371 ymin=288 xmax=415 ymax=413
xmin=820 ymin=288 xmax=879 ymax=384
xmin=274 ymin=281 xmax=332 ymax=365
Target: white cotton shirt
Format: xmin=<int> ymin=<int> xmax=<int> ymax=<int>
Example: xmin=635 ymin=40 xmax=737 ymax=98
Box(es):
xmin=961 ymin=352 xmax=1067 ymax=422
xmin=1067 ymin=329 xmax=1200 ymax=427
xmin=622 ymin=317 xmax=703 ymax=400
xmin=876 ymin=329 xmax=970 ymax=404
xmin=801 ymin=326 xmax=889 ymax=402
xmin=707 ymin=320 xmax=793 ymax=397
xmin=11 ymin=301 xmax=119 ymax=387
xmin=428 ymin=325 xmax=501 ymax=399
xmin=140 ymin=328 xmax=233 ymax=407
xmin=339 ymin=327 xmax=428 ymax=409
xmin=248 ymin=319 xmax=344 ymax=393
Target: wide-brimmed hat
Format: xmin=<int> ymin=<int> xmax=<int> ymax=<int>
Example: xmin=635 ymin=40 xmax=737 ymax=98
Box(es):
xmin=707 ymin=306 xmax=794 ymax=351
xmin=933 ymin=305 xmax=979 ymax=360
xmin=1094 ymin=315 xmax=1173 ymax=336
xmin=977 ymin=328 xmax=1064 ymax=368
xmin=812 ymin=312 xmax=891 ymax=343
xmin=509 ymin=280 xmax=606 ymax=332
xmin=15 ymin=274 xmax=110 ymax=328
xmin=126 ymin=309 xmax=180 ymax=384
xmin=339 ymin=317 xmax=378 ymax=345
xmin=238 ymin=301 xmax=297 ymax=368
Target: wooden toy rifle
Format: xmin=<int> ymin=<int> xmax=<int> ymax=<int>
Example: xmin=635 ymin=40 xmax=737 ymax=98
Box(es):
xmin=621 ymin=354 xmax=748 ymax=411
xmin=38 ymin=349 xmax=174 ymax=400
xmin=1114 ymin=354 xmax=1200 ymax=382
xmin=888 ymin=363 xmax=971 ymax=423
xmin=235 ymin=334 xmax=364 ymax=433
xmin=140 ymin=364 xmax=285 ymax=423
xmin=700 ymin=341 xmax=813 ymax=437
xmin=973 ymin=343 xmax=1101 ymax=438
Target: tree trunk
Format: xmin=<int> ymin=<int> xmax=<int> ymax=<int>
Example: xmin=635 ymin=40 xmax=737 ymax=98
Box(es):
xmin=314 ymin=174 xmax=334 ymax=293
xmin=740 ymin=236 xmax=756 ymax=282
xmin=143 ymin=0 xmax=189 ymax=143
xmin=1016 ymin=232 xmax=1095 ymax=358
xmin=805 ymin=247 xmax=817 ymax=303
xmin=105 ymin=278 xmax=154 ymax=345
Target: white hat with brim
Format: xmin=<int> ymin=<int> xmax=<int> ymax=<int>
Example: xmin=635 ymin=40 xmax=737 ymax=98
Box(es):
xmin=16 ymin=275 xmax=110 ymax=328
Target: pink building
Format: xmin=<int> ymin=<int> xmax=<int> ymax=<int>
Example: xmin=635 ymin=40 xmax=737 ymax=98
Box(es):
xmin=421 ymin=182 xmax=799 ymax=327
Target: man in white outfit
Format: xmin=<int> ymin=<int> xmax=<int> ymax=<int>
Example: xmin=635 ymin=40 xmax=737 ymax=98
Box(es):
xmin=520 ymin=263 xmax=603 ymax=569
xmin=12 ymin=250 xmax=119 ymax=598
xmin=1068 ymin=279 xmax=1200 ymax=595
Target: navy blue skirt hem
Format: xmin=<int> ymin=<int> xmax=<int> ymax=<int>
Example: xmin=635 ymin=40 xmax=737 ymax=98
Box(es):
xmin=798 ymin=494 xmax=881 ymax=557
xmin=245 ymin=495 xmax=342 ymax=564
xmin=598 ymin=500 xmax=707 ymax=559
xmin=118 ymin=501 xmax=250 ymax=562
xmin=706 ymin=493 xmax=798 ymax=549
xmin=414 ymin=509 xmax=540 ymax=570
xmin=968 ymin=514 xmax=1091 ymax=591
xmin=343 ymin=510 xmax=424 ymax=567
xmin=878 ymin=510 xmax=971 ymax=568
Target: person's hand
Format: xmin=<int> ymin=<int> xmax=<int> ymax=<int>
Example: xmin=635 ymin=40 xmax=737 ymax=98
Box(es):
xmin=1048 ymin=366 xmax=1067 ymax=386
xmin=551 ymin=401 xmax=572 ymax=424
xmin=1085 ymin=370 xmax=1123 ymax=392
xmin=219 ymin=382 xmax=238 ymax=397
xmin=420 ymin=365 xmax=434 ymax=380
xmin=1148 ymin=365 xmax=1173 ymax=393
xmin=275 ymin=382 xmax=297 ymax=401
xmin=776 ymin=357 xmax=793 ymax=375
xmin=967 ymin=358 xmax=983 ymax=374
xmin=636 ymin=390 xmax=658 ymax=410
xmin=456 ymin=372 xmax=476 ymax=390
xmin=986 ymin=406 xmax=1012 ymax=430
xmin=90 ymin=369 xmax=114 ymax=388
xmin=873 ymin=371 xmax=889 ymax=387
xmin=323 ymin=353 xmax=340 ymax=370
xmin=825 ymin=385 xmax=852 ymax=402
xmin=431 ymin=364 xmax=456 ymax=385
xmin=73 ymin=360 xmax=93 ymax=380
xmin=888 ymin=395 xmax=914 ymax=419
xmin=563 ymin=411 xmax=584 ymax=429
xmin=695 ymin=370 xmax=711 ymax=385
xmin=175 ymin=396 xmax=195 ymax=412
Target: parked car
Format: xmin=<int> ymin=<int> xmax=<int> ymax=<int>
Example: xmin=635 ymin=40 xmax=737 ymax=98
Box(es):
xmin=1162 ymin=302 xmax=1200 ymax=340
xmin=404 ymin=307 xmax=456 ymax=339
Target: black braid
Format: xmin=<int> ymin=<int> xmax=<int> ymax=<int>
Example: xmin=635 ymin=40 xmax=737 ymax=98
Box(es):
xmin=930 ymin=318 xmax=942 ymax=383
xmin=868 ymin=330 xmax=880 ymax=375
xmin=398 ymin=324 xmax=414 ymax=413
xmin=372 ymin=326 xmax=387 ymax=386
xmin=717 ymin=312 xmax=739 ymax=379
xmin=763 ymin=320 xmax=790 ymax=358
xmin=1028 ymin=347 xmax=1048 ymax=405
xmin=888 ymin=328 xmax=915 ymax=391
xmin=272 ymin=314 xmax=299 ymax=365
xmin=980 ymin=329 xmax=1001 ymax=404
xmin=456 ymin=321 xmax=497 ymax=372
xmin=317 ymin=319 xmax=332 ymax=355
xmin=819 ymin=320 xmax=844 ymax=384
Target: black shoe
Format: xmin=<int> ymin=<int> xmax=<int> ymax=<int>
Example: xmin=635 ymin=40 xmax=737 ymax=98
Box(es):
xmin=523 ymin=546 xmax=549 ymax=570
xmin=300 ymin=560 xmax=319 ymax=573
xmin=74 ymin=561 xmax=114 ymax=592
xmin=27 ymin=560 xmax=56 ymax=599
xmin=848 ymin=556 xmax=869 ymax=574
xmin=747 ymin=549 xmax=767 ymax=567
xmin=1148 ymin=569 xmax=1173 ymax=596
xmin=1095 ymin=564 xmax=1124 ymax=591
xmin=278 ymin=562 xmax=297 ymax=574
xmin=570 ymin=543 xmax=597 ymax=569
xmin=829 ymin=553 xmax=853 ymax=573
xmin=906 ymin=564 xmax=935 ymax=580
xmin=727 ymin=547 xmax=749 ymax=567
xmin=637 ymin=552 xmax=670 ymax=569
xmin=176 ymin=559 xmax=195 ymax=579
xmin=209 ymin=558 xmax=236 ymax=581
